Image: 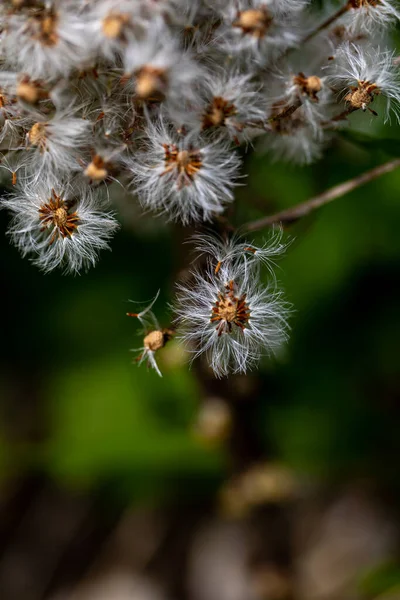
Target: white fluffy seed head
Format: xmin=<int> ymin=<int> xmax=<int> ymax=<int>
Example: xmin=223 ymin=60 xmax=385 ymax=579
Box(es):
xmin=327 ymin=42 xmax=400 ymax=122
xmin=174 ymin=233 xmax=290 ymax=377
xmin=1 ymin=179 xmax=119 ymax=274
xmin=125 ymin=115 xmax=242 ymax=224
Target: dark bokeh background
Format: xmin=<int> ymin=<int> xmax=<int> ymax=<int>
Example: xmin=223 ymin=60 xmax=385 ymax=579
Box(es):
xmin=1 ymin=111 xmax=400 ymax=599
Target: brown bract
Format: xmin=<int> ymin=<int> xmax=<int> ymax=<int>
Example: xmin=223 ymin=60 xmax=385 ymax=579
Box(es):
xmin=210 ymin=280 xmax=250 ymax=336
xmin=202 ymin=96 xmax=237 ymax=129
xmin=38 ymin=189 xmax=79 ymax=245
xmin=347 ymin=0 xmax=380 ymax=8
xmin=344 ymin=80 xmax=379 ymax=112
xmin=232 ymin=7 xmax=272 ymax=38
xmin=161 ymin=144 xmax=202 ymax=189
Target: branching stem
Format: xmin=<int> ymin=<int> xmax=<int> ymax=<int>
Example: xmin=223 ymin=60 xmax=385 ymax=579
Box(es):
xmin=302 ymin=3 xmax=350 ymax=44
xmin=242 ymin=158 xmax=400 ymax=232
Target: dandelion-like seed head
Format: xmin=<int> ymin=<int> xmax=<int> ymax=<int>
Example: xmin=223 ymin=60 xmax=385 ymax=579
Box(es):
xmin=174 ymin=232 xmax=290 ymax=377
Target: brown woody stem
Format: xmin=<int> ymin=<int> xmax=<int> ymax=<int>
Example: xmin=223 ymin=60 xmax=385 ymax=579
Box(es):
xmin=242 ymin=158 xmax=400 ymax=232
xmin=268 ymin=100 xmax=302 ymax=123
xmin=301 ymin=3 xmax=350 ymax=44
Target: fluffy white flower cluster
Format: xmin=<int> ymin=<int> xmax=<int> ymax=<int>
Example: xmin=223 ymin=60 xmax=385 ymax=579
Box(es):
xmin=0 ymin=0 xmax=399 ymax=273
xmin=0 ymin=0 xmax=398 ymax=373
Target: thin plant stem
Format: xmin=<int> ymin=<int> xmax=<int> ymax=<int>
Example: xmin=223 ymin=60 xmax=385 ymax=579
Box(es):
xmin=242 ymin=158 xmax=400 ymax=232
xmin=302 ymin=3 xmax=350 ymax=44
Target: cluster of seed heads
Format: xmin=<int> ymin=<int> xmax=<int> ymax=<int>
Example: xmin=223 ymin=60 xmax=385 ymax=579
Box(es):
xmin=0 ymin=0 xmax=399 ymax=376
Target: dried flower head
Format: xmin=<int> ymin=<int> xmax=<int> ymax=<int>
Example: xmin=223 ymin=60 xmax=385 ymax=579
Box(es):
xmin=126 ymin=290 xmax=174 ymax=377
xmin=1 ymin=181 xmax=119 ymax=273
xmin=174 ymin=233 xmax=290 ymax=377
xmin=327 ymin=42 xmax=400 ymax=121
xmin=125 ymin=116 xmax=241 ymax=223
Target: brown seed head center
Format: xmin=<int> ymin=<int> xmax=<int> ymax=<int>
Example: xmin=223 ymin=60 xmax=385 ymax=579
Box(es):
xmin=203 ymin=96 xmax=237 ymax=129
xmin=233 ymin=8 xmax=272 ymax=38
xmin=135 ymin=66 xmax=167 ymax=100
xmin=144 ymin=330 xmax=165 ymax=352
xmin=53 ymin=206 xmax=68 ymax=227
xmin=345 ymin=80 xmax=379 ymax=110
xmin=176 ymin=150 xmax=191 ymax=169
xmin=17 ymin=77 xmax=48 ymax=105
xmin=162 ymin=144 xmax=202 ymax=187
xmin=84 ymin=154 xmax=110 ymax=181
xmin=30 ymin=10 xmax=59 ymax=47
xmin=102 ymin=13 xmax=130 ymax=39
xmin=210 ymin=280 xmax=250 ymax=336
xmin=219 ymin=297 xmax=240 ymax=323
xmin=293 ymin=73 xmax=322 ymax=102
xmin=38 ymin=189 xmax=80 ymax=244
xmin=28 ymin=122 xmax=47 ymax=147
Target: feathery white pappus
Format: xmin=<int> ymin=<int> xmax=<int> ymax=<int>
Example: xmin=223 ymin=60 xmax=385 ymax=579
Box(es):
xmin=127 ymin=290 xmax=173 ymax=378
xmin=345 ymin=0 xmax=400 ymax=33
xmin=1 ymin=180 xmax=119 ymax=274
xmin=326 ymin=42 xmax=400 ymax=121
xmin=174 ymin=232 xmax=290 ymax=377
xmin=125 ymin=116 xmax=242 ymax=224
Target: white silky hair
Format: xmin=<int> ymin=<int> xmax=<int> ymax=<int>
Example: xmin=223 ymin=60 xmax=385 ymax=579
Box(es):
xmin=346 ymin=0 xmax=400 ymax=33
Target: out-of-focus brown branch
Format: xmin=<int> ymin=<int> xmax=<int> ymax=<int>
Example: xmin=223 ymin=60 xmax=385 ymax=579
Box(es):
xmin=302 ymin=3 xmax=350 ymax=44
xmin=242 ymin=158 xmax=400 ymax=232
